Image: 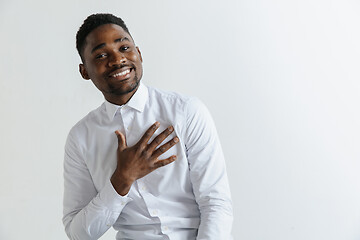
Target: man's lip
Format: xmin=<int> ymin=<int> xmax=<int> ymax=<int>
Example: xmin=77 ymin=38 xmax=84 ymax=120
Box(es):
xmin=108 ymin=67 xmax=132 ymax=78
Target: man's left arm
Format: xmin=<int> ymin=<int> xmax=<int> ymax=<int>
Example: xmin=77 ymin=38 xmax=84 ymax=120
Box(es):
xmin=183 ymin=98 xmax=233 ymax=240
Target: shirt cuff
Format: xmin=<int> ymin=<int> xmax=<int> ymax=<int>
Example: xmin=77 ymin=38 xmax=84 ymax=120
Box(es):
xmin=98 ymin=179 xmax=133 ymax=212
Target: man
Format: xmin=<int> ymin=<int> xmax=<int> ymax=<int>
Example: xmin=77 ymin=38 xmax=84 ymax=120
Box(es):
xmin=63 ymin=13 xmax=233 ymax=240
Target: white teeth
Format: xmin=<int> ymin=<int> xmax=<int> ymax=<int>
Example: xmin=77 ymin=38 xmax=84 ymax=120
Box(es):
xmin=112 ymin=69 xmax=130 ymax=77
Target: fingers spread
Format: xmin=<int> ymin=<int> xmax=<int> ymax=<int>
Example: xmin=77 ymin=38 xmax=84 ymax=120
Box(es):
xmin=152 ymin=137 xmax=179 ymax=159
xmin=153 ymin=155 xmax=177 ymax=169
xmin=138 ymin=122 xmax=160 ymax=148
xmin=147 ymin=125 xmax=175 ymax=152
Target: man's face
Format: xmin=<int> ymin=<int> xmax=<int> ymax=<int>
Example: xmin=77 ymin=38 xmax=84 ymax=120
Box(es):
xmin=79 ymin=24 xmax=143 ymax=102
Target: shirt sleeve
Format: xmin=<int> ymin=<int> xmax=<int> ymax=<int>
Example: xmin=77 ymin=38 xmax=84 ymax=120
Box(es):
xmin=184 ymin=98 xmax=233 ymax=240
xmin=63 ymin=132 xmax=132 ymax=240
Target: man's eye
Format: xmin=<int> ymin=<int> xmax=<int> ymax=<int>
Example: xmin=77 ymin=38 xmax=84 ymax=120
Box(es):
xmin=121 ymin=46 xmax=130 ymax=51
xmin=96 ymin=53 xmax=107 ymax=59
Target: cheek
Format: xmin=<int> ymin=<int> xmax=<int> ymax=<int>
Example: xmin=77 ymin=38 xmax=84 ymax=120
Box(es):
xmin=89 ymin=63 xmax=106 ymax=76
xmin=128 ymin=52 xmax=141 ymax=62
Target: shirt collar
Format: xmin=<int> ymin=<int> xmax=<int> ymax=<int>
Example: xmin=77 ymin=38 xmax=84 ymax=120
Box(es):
xmin=104 ymin=82 xmax=148 ymax=121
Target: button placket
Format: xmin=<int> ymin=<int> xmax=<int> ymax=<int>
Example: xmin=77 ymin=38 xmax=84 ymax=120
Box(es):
xmin=122 ymin=109 xmax=136 ymax=139
xmin=136 ymin=180 xmax=160 ymax=218
xmin=115 ymin=107 xmax=125 ymax=134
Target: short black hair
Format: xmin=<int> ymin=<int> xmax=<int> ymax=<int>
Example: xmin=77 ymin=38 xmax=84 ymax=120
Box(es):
xmin=76 ymin=13 xmax=131 ymax=59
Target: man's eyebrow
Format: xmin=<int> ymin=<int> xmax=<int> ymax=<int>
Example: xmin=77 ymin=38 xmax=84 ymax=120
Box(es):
xmin=115 ymin=37 xmax=131 ymax=43
xmin=91 ymin=43 xmax=106 ymax=53
xmin=91 ymin=37 xmax=131 ymax=54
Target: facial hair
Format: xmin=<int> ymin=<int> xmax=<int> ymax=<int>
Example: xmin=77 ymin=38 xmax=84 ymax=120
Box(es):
xmin=108 ymin=74 xmax=140 ymax=96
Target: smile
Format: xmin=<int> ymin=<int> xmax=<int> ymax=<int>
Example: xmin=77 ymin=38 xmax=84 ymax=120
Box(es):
xmin=112 ymin=69 xmax=131 ymax=78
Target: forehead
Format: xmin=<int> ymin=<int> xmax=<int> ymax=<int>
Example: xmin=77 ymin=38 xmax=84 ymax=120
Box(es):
xmin=84 ymin=24 xmax=133 ymax=51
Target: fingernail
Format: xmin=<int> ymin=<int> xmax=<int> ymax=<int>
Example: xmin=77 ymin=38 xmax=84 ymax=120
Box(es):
xmin=168 ymin=126 xmax=174 ymax=131
xmin=155 ymin=121 xmax=160 ymax=127
xmin=172 ymin=156 xmax=177 ymax=160
xmin=174 ymin=137 xmax=179 ymax=143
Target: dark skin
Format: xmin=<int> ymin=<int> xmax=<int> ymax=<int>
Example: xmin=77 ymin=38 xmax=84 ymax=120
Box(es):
xmin=79 ymin=24 xmax=143 ymax=105
xmin=79 ymin=24 xmax=179 ymax=196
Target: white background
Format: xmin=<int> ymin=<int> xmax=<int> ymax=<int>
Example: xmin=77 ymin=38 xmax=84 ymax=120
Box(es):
xmin=1 ymin=0 xmax=360 ymax=239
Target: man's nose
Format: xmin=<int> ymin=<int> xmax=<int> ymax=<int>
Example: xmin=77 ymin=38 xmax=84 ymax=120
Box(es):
xmin=108 ymin=52 xmax=126 ymax=67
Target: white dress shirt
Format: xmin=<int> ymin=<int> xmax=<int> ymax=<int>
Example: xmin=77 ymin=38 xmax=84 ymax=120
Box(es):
xmin=63 ymin=82 xmax=233 ymax=240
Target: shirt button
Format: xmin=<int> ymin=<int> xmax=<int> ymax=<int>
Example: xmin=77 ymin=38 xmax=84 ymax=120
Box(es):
xmin=152 ymin=210 xmax=158 ymax=215
xmin=163 ymin=226 xmax=169 ymax=231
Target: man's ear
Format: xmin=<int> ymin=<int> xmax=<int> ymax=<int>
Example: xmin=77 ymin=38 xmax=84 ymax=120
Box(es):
xmin=136 ymin=46 xmax=143 ymax=62
xmin=79 ymin=64 xmax=90 ymax=80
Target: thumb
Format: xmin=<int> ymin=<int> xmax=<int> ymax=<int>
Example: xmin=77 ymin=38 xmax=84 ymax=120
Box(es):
xmin=115 ymin=130 xmax=127 ymax=150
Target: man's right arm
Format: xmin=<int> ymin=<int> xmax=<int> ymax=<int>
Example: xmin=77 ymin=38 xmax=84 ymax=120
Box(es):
xmin=63 ymin=133 xmax=131 ymax=240
xmin=63 ymin=122 xmax=178 ymax=240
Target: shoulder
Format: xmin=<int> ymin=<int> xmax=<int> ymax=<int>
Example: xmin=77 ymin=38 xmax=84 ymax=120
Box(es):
xmin=145 ymin=85 xmax=212 ymax=131
xmin=146 ymin=85 xmax=203 ymax=112
xmin=147 ymin=85 xmax=189 ymax=102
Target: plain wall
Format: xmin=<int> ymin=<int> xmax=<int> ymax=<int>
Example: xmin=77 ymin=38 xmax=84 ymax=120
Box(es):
xmin=1 ymin=0 xmax=360 ymax=239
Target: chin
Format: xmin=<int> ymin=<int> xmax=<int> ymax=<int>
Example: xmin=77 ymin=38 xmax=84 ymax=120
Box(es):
xmin=110 ymin=79 xmax=139 ymax=96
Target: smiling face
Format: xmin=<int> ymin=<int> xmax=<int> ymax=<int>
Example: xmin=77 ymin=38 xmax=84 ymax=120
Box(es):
xmin=79 ymin=24 xmax=143 ymax=105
